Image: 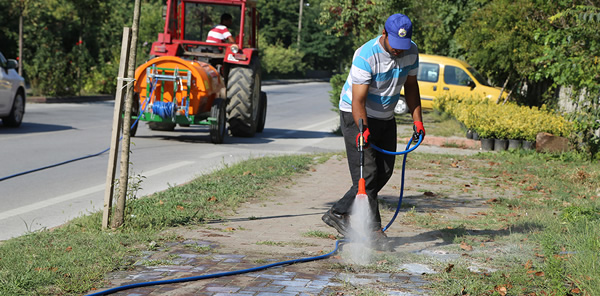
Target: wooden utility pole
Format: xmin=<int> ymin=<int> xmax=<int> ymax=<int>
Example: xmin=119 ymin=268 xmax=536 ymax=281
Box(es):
xmin=112 ymin=0 xmax=142 ymax=229
xmin=297 ymin=0 xmax=303 ymax=49
xmin=18 ymin=0 xmax=24 ymax=76
xmin=102 ymin=27 xmax=132 ymax=229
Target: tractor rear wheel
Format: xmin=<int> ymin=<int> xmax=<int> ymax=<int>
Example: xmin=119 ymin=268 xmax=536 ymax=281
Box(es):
xmin=256 ymin=91 xmax=267 ymax=133
xmin=226 ymin=59 xmax=261 ymax=137
xmin=210 ymin=98 xmax=226 ymax=144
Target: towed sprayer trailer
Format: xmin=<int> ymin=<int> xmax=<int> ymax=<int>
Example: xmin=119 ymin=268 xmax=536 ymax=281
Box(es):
xmin=130 ymin=0 xmax=266 ymax=144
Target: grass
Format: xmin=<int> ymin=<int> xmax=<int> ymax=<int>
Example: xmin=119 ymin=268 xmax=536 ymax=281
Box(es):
xmin=302 ymin=230 xmax=336 ymax=239
xmin=396 ymin=110 xmax=466 ymax=138
xmin=0 ymin=154 xmax=315 ymax=296
xmin=402 ymin=150 xmax=600 ymax=295
xmin=2 ymin=112 xmax=600 ymax=295
xmin=255 ymin=241 xmax=286 ymax=247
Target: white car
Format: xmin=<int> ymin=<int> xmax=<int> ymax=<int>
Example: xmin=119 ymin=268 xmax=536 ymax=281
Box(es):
xmin=0 ymin=51 xmax=26 ymax=127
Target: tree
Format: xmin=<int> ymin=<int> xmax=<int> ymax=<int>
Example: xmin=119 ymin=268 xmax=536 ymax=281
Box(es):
xmin=299 ymin=0 xmax=353 ymax=72
xmin=258 ymin=0 xmax=301 ymax=48
xmin=533 ymin=4 xmax=600 ymax=158
xmin=318 ymin=0 xmax=401 ymax=48
xmin=454 ymin=0 xmax=550 ymax=105
xmin=409 ymin=0 xmax=484 ymax=57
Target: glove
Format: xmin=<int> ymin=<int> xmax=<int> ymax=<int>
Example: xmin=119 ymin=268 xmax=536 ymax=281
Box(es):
xmin=413 ymin=121 xmax=425 ymax=141
xmin=356 ymin=128 xmax=371 ymax=148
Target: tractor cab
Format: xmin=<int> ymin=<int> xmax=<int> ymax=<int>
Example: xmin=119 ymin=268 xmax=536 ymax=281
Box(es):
xmin=150 ymin=0 xmax=258 ymax=70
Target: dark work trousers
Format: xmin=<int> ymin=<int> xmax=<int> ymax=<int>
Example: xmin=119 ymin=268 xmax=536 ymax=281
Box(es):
xmin=331 ymin=111 xmax=397 ymax=231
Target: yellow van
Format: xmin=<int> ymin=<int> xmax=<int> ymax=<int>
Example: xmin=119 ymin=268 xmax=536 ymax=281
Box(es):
xmin=395 ymin=54 xmax=505 ymax=114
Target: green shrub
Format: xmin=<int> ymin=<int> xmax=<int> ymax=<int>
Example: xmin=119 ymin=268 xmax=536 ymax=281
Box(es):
xmin=260 ymin=41 xmax=306 ymax=77
xmin=434 ymin=93 xmax=573 ymax=141
xmin=328 ymin=70 xmax=348 ymax=113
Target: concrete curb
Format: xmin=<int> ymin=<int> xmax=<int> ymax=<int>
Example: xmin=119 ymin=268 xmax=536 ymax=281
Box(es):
xmin=27 ymin=95 xmax=114 ymax=104
xmin=401 ymin=136 xmax=481 ymax=150
xmin=26 ymin=79 xmax=330 ymax=104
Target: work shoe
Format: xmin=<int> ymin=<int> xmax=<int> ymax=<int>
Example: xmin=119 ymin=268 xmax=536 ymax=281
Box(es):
xmin=322 ymin=209 xmax=349 ymax=237
xmin=371 ymin=229 xmax=394 ymax=252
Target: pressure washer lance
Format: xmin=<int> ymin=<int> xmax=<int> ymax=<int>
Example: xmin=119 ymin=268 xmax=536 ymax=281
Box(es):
xmin=357 ymin=119 xmax=368 ymax=200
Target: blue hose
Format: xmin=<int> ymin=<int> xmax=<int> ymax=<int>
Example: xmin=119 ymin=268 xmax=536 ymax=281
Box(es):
xmin=87 ymin=240 xmax=342 ymax=296
xmin=0 ymin=83 xmax=154 ymax=183
xmin=86 ymin=134 xmax=423 ymax=296
xmin=151 ymin=101 xmax=175 ymax=119
xmin=377 ymin=136 xmax=422 ymax=231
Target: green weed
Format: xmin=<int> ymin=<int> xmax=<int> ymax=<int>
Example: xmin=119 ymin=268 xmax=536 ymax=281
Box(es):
xmin=255 ymin=241 xmax=286 ymax=247
xmin=302 ymin=230 xmax=335 ymax=239
xmin=0 ymin=154 xmax=315 ymax=295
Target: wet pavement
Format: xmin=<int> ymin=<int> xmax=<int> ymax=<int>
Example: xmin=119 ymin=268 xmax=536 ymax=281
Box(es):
xmin=96 ymin=240 xmax=431 ymax=296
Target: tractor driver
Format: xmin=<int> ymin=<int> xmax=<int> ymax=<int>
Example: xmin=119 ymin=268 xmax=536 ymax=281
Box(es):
xmin=206 ymin=13 xmax=236 ymax=44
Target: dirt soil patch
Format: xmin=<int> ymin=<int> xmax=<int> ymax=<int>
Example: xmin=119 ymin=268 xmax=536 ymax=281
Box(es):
xmin=101 ymin=148 xmax=525 ymax=295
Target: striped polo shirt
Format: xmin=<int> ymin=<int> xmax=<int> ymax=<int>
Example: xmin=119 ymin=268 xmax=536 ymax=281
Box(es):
xmin=339 ymin=35 xmax=419 ymax=120
xmin=206 ymin=25 xmax=232 ymax=43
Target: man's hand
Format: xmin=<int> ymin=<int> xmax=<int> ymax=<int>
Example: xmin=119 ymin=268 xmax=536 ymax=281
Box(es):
xmin=413 ymin=121 xmax=425 ymax=141
xmin=356 ymin=128 xmax=371 ymax=148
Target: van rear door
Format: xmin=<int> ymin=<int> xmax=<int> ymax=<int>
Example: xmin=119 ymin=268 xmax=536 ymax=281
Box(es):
xmin=416 ymin=62 xmax=441 ymax=109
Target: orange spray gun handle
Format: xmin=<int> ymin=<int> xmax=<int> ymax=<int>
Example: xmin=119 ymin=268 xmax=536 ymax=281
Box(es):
xmin=358 ymin=119 xmax=367 ymax=196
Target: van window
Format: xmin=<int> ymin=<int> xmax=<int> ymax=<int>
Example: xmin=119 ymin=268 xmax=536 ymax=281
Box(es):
xmin=467 ymin=67 xmax=491 ymax=86
xmin=444 ymin=66 xmax=472 ymax=86
xmin=417 ymin=62 xmax=439 ymax=82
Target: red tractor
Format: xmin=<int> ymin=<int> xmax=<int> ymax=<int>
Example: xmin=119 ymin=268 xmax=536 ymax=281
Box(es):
xmin=132 ymin=0 xmax=266 ymax=143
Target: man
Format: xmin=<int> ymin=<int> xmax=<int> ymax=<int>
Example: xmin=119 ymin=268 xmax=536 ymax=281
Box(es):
xmin=206 ymin=13 xmax=235 ymax=44
xmin=322 ymin=13 xmax=425 ymax=250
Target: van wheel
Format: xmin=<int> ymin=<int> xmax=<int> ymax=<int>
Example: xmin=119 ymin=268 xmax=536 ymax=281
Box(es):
xmin=394 ymin=97 xmax=408 ymax=114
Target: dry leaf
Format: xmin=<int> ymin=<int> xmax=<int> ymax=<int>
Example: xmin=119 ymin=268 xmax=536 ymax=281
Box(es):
xmin=451 ymin=161 xmax=459 ymax=168
xmin=328 ymin=234 xmax=337 ymax=240
xmin=176 ymin=205 xmax=185 ymax=210
xmin=445 ymin=263 xmax=454 ymax=272
xmin=159 ymin=200 xmax=164 ymax=205
xmin=224 ymin=227 xmax=235 ymax=232
xmin=460 ymin=241 xmax=473 ymax=251
xmin=65 ymin=246 xmax=72 ymax=252
xmin=494 ymin=285 xmax=507 ymax=296
xmin=571 ymin=288 xmax=581 ymax=294
xmin=535 ymin=271 xmax=545 ymax=277
xmin=424 ymin=191 xmax=436 ymax=196
xmin=208 ymin=196 xmax=217 ymax=202
xmin=524 ymin=260 xmax=533 ymax=270
xmin=243 ymin=171 xmax=252 ymax=176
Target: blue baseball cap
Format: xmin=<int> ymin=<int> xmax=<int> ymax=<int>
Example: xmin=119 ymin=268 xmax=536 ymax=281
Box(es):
xmin=384 ymin=14 xmax=413 ymax=50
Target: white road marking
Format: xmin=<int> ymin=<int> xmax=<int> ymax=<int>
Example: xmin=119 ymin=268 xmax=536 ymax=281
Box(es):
xmin=274 ymin=117 xmax=338 ymax=137
xmin=0 ymin=161 xmax=195 ymax=220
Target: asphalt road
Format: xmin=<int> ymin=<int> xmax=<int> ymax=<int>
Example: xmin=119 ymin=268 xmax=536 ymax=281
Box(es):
xmin=0 ymin=82 xmax=342 ymax=241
